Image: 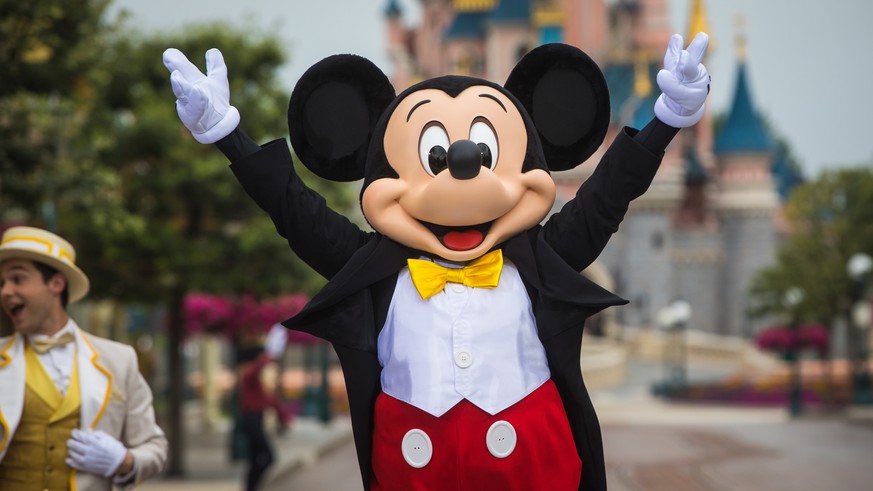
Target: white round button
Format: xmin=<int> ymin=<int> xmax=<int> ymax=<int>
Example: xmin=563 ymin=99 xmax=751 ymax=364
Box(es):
xmin=401 ymin=429 xmax=433 ymax=468
xmin=450 ymin=283 xmax=466 ymax=293
xmin=454 ymin=351 xmax=473 ymax=368
xmin=486 ymin=420 xmax=517 ymax=458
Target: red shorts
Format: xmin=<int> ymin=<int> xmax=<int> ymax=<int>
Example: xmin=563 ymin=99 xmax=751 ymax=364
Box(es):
xmin=371 ymin=379 xmax=581 ymax=491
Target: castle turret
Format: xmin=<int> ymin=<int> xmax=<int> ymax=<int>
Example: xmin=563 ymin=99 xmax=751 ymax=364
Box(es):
xmin=713 ymin=22 xmax=779 ymax=335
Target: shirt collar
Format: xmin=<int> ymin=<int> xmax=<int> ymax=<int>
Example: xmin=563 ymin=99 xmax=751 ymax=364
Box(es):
xmin=28 ymin=318 xmax=78 ymax=344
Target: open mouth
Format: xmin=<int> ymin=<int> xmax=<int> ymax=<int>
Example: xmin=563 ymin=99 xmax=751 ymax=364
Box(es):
xmin=7 ymin=304 xmax=23 ymax=319
xmin=420 ymin=220 xmax=494 ymax=251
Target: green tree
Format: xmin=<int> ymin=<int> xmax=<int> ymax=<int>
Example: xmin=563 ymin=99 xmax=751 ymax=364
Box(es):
xmin=0 ymin=0 xmax=117 ymax=223
xmin=749 ymin=167 xmax=873 ymax=324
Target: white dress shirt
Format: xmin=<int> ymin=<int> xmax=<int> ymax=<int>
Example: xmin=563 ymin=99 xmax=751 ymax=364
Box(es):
xmin=378 ymin=258 xmax=551 ymax=416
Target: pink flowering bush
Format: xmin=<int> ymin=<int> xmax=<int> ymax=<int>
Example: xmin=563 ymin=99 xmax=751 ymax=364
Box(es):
xmin=797 ymin=324 xmax=829 ymax=354
xmin=183 ymin=293 xmax=235 ymax=336
xmin=755 ymin=324 xmax=829 ymax=355
xmin=183 ymin=292 xmax=314 ymax=343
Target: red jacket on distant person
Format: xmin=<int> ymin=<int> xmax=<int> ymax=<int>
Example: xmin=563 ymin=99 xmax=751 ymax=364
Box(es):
xmin=239 ymin=354 xmax=292 ymax=426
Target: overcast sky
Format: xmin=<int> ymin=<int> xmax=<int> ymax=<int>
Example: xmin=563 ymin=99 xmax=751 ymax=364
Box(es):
xmin=110 ymin=0 xmax=873 ymax=177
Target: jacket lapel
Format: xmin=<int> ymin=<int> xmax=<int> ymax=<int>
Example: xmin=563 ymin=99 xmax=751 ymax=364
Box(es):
xmin=295 ymin=235 xmax=411 ymax=315
xmin=504 ymin=228 xmax=627 ymax=309
xmin=0 ymin=335 xmax=25 ymax=461
xmin=284 ymin=235 xmax=410 ymax=350
xmin=75 ymin=329 xmax=112 ymax=429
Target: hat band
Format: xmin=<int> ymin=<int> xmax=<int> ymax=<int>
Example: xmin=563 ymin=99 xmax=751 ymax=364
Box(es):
xmin=1 ymin=235 xmax=76 ymax=266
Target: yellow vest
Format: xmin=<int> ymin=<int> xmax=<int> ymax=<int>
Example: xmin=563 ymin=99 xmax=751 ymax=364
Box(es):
xmin=0 ymin=344 xmax=80 ymax=491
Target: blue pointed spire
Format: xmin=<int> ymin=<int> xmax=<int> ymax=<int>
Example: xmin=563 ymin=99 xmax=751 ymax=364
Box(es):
xmin=714 ymin=62 xmax=774 ymax=154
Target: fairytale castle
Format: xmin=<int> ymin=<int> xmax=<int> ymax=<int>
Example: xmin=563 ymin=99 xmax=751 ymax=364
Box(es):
xmin=383 ymin=0 xmax=802 ymax=336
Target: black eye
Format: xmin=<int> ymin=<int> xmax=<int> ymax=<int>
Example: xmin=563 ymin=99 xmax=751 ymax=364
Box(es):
xmin=419 ymin=124 xmax=450 ymax=177
xmin=478 ymin=143 xmax=492 ymax=168
xmin=428 ymin=146 xmax=448 ymax=175
xmin=470 ymin=120 xmax=498 ymax=170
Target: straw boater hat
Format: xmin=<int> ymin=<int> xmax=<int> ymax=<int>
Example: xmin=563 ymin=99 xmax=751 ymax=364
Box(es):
xmin=0 ymin=226 xmax=90 ymax=303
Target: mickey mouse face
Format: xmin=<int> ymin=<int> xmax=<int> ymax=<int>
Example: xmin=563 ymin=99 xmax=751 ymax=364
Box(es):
xmin=362 ymin=84 xmax=555 ymax=261
xmin=288 ymin=44 xmax=610 ymax=262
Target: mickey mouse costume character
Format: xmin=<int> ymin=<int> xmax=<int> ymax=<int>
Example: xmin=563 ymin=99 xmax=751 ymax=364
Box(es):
xmin=164 ymin=33 xmax=709 ymax=491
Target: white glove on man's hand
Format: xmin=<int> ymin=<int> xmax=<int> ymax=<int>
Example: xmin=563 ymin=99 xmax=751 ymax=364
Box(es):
xmin=654 ymin=32 xmax=711 ymax=128
xmin=162 ymin=48 xmax=240 ymax=144
xmin=66 ymin=429 xmax=128 ymax=477
xmin=265 ymin=323 xmax=289 ymax=359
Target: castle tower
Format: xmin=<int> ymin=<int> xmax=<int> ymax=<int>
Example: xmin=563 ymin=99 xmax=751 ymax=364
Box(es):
xmin=563 ymin=0 xmax=608 ymax=60
xmin=483 ymin=0 xmax=531 ymax=81
xmin=713 ymin=23 xmax=778 ymax=336
xmin=442 ymin=0 xmax=494 ymax=77
xmin=385 ymin=0 xmax=415 ymax=89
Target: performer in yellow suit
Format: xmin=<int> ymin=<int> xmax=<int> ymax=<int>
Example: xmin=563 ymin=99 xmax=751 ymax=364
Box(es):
xmin=0 ymin=226 xmax=168 ymax=490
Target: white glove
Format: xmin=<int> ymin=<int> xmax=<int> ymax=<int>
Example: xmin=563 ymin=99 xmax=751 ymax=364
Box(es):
xmin=264 ymin=323 xmax=288 ymax=359
xmin=162 ymin=48 xmax=240 ymax=144
xmin=66 ymin=429 xmax=128 ymax=477
xmin=654 ymin=32 xmax=711 ymax=128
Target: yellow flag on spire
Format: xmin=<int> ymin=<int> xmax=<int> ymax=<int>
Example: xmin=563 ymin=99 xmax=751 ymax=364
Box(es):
xmin=687 ymin=0 xmax=714 ymax=54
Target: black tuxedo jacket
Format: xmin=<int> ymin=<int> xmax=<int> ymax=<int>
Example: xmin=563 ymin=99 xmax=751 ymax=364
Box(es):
xmin=229 ymin=127 xmax=663 ymax=491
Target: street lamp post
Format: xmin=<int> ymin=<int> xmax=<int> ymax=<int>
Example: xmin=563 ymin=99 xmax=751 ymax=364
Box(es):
xmin=301 ymin=341 xmax=333 ymax=423
xmin=848 ymin=253 xmax=873 ymax=406
xmin=317 ymin=341 xmax=333 ymax=423
xmin=654 ymin=300 xmax=692 ymax=396
xmin=669 ymin=300 xmax=691 ymax=390
xmin=784 ymin=287 xmax=805 ymax=417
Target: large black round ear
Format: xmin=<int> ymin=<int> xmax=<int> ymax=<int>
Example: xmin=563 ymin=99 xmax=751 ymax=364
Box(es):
xmin=288 ymin=55 xmax=396 ymax=181
xmin=505 ymin=43 xmax=610 ymax=171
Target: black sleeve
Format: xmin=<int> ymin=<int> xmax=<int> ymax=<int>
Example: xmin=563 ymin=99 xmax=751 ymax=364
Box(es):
xmin=220 ymin=130 xmax=371 ymax=279
xmin=634 ymin=117 xmax=680 ymax=155
xmin=215 ymin=127 xmax=262 ymax=161
xmin=541 ymin=124 xmax=668 ymax=271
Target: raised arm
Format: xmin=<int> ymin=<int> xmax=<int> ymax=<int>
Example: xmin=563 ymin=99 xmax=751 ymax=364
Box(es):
xmin=162 ymin=48 xmax=370 ymax=278
xmin=543 ymin=33 xmax=710 ymax=270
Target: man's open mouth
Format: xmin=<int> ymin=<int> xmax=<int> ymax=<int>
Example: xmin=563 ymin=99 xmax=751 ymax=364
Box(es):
xmin=420 ymin=221 xmax=494 ymax=251
xmin=7 ymin=304 xmax=23 ymax=318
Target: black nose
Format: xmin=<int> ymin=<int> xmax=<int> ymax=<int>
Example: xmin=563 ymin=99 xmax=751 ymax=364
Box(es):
xmin=446 ymin=140 xmax=482 ymax=180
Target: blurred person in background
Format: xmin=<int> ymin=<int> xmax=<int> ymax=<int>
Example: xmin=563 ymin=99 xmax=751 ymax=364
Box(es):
xmin=234 ymin=323 xmax=292 ymax=491
xmin=0 ymin=226 xmax=167 ymax=490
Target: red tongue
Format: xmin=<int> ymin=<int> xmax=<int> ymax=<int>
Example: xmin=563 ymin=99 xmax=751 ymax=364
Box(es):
xmin=443 ymin=230 xmax=483 ymax=251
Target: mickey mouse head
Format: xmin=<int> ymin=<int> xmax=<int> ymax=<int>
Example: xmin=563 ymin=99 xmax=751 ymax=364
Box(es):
xmin=288 ymin=44 xmax=611 ymax=262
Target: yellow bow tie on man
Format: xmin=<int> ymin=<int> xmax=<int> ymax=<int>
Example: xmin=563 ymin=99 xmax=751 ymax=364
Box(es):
xmin=30 ymin=331 xmax=75 ymax=354
xmin=407 ymin=250 xmax=503 ymax=300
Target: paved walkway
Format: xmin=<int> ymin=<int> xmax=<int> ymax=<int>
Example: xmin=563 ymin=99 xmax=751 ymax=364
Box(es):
xmin=603 ymin=416 xmax=873 ymax=491
xmin=137 ymin=414 xmax=353 ymax=491
xmin=137 ymin=358 xmax=873 ymax=491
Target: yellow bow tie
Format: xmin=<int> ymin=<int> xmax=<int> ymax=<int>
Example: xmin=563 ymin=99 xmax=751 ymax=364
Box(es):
xmin=30 ymin=331 xmax=75 ymax=354
xmin=407 ymin=250 xmax=503 ymax=300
